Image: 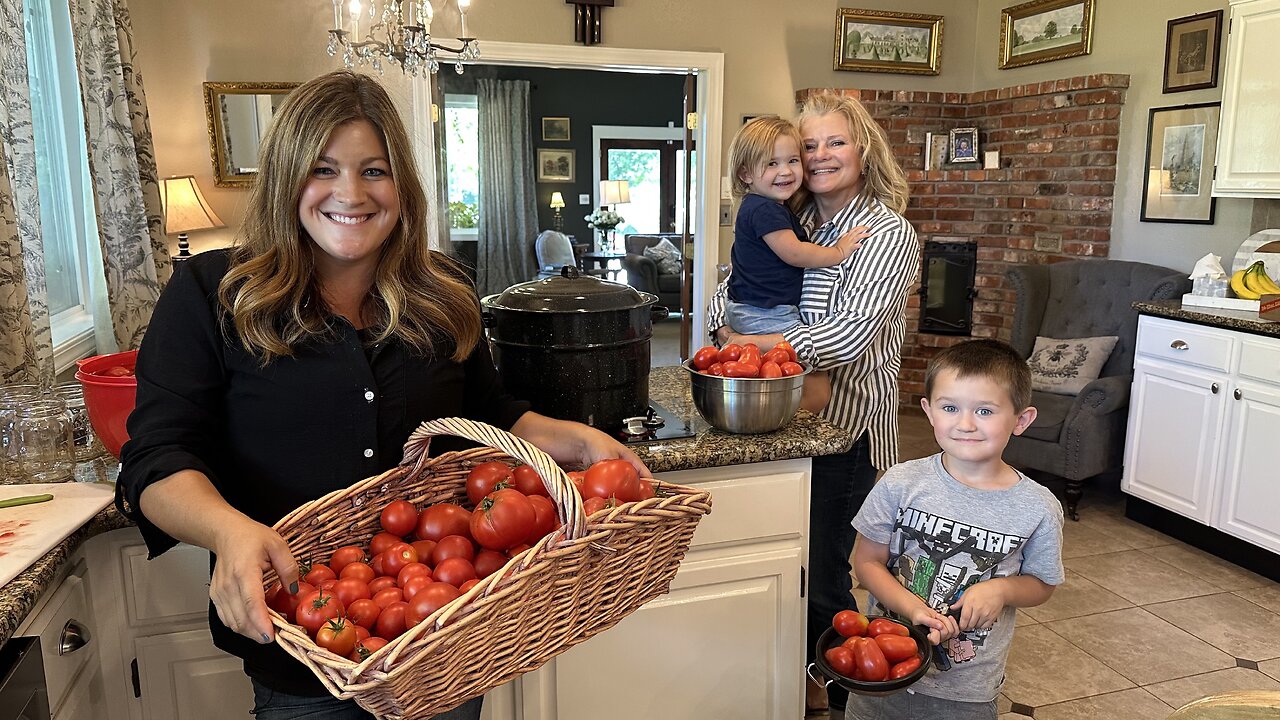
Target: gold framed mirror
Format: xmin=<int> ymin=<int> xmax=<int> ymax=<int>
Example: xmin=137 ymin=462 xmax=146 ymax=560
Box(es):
xmin=203 ymin=82 xmax=299 ymax=187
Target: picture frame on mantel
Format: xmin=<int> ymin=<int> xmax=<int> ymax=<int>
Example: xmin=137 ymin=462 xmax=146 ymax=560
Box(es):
xmin=1163 ymin=10 xmax=1223 ymax=93
xmin=833 ymin=8 xmax=943 ymax=75
xmin=998 ymin=0 xmax=1094 ymax=70
xmin=1140 ymin=102 xmax=1220 ymax=225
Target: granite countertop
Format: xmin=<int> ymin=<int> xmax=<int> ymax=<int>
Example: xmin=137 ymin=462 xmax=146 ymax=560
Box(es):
xmin=0 ymin=365 xmax=853 ymax=646
xmin=1136 ymin=300 xmax=1280 ymax=338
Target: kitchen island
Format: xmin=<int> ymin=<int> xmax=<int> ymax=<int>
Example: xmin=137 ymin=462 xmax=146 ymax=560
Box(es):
xmin=1 ymin=365 xmax=852 ymax=720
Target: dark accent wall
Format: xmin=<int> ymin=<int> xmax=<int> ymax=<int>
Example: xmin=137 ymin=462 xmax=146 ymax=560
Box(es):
xmin=439 ymin=66 xmax=686 ymax=246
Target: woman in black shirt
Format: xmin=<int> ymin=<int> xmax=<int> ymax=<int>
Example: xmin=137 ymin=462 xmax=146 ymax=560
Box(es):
xmin=117 ymin=70 xmax=647 ymax=720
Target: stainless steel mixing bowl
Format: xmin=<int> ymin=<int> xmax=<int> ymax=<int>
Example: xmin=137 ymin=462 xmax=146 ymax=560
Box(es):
xmin=684 ymin=361 xmax=811 ymax=434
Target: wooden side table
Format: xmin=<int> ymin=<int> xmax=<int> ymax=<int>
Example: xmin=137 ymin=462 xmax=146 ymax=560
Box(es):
xmin=581 ymin=251 xmax=626 ymax=281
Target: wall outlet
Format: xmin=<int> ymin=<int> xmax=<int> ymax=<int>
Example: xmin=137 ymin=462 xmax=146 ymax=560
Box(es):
xmin=719 ymin=200 xmax=733 ymax=226
xmin=578 ymin=194 xmax=590 ymax=205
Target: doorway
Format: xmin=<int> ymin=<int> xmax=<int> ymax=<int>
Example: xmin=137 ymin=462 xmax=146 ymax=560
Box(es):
xmin=599 ymin=138 xmax=696 ymax=235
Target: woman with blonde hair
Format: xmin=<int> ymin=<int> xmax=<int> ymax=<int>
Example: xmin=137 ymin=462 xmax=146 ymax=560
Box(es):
xmin=118 ymin=70 xmax=647 ymax=720
xmin=708 ymin=91 xmax=919 ymax=719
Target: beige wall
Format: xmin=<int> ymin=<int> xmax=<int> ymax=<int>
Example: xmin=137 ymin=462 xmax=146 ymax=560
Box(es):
xmin=131 ymin=0 xmax=1252 ymax=272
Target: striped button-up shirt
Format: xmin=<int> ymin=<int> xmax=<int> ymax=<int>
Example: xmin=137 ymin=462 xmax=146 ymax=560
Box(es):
xmin=708 ymin=194 xmax=919 ymax=470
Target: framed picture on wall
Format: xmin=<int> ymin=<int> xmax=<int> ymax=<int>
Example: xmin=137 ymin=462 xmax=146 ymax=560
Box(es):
xmin=949 ymin=128 xmax=979 ymax=163
xmin=537 ymin=148 xmax=576 ymax=183
xmin=1140 ymin=103 xmax=1220 ymax=224
xmin=541 ymin=117 xmax=571 ymax=142
xmin=1163 ymin=10 xmax=1223 ymax=93
xmin=998 ymin=0 xmax=1095 ymax=70
xmin=833 ymin=8 xmax=943 ymax=75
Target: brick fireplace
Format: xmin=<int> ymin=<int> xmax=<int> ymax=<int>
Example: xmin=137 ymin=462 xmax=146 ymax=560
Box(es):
xmin=798 ymin=74 xmax=1129 ymax=406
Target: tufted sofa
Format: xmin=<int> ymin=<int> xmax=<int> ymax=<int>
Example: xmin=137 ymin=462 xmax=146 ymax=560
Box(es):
xmin=620 ymin=233 xmax=686 ymax=311
xmin=1002 ymin=259 xmax=1190 ymax=520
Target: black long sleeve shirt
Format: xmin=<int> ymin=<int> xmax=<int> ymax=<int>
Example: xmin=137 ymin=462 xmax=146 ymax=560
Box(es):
xmin=116 ymin=249 xmax=529 ymax=695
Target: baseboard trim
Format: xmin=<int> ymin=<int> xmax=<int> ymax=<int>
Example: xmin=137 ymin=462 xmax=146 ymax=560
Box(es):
xmin=1125 ymin=496 xmax=1280 ymax=583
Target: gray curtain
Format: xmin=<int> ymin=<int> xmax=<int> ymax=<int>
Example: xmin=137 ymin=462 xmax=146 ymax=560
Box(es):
xmin=475 ymin=78 xmax=537 ymax=297
xmin=69 ymin=0 xmax=169 ymax=353
xmin=0 ymin=0 xmax=54 ymax=385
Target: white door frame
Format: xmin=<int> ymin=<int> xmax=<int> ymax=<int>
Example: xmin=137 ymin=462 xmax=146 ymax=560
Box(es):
xmin=411 ymin=41 xmax=724 ymax=352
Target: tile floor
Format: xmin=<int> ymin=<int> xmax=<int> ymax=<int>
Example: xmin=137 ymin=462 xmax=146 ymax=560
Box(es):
xmin=805 ymin=407 xmax=1280 ymax=720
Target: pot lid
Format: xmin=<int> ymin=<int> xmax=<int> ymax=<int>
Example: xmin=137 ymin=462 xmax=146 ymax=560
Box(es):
xmin=483 ymin=265 xmax=655 ymax=312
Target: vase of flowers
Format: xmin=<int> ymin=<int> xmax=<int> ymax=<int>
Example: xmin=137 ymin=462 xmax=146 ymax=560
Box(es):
xmin=585 ymin=209 xmax=624 ymax=252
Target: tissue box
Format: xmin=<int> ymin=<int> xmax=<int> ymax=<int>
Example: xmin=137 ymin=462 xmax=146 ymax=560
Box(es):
xmin=1260 ymin=294 xmax=1280 ymax=321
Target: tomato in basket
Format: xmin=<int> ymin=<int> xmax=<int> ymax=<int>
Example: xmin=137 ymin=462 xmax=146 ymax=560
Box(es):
xmin=296 ymin=590 xmax=345 ymax=635
xmin=471 ymin=488 xmax=536 ymax=551
xmin=380 ymin=500 xmax=419 ymax=536
xmin=466 ymin=461 xmax=515 ymax=506
xmin=316 ymin=618 xmax=358 ymax=657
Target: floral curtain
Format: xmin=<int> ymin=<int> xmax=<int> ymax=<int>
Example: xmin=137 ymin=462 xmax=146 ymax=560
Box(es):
xmin=0 ymin=0 xmax=54 ymax=385
xmin=475 ymin=78 xmax=537 ymax=297
xmin=69 ymin=0 xmax=168 ymax=353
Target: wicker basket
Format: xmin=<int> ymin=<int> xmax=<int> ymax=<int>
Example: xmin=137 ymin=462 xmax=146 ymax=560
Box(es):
xmin=265 ymin=417 xmax=713 ymax=719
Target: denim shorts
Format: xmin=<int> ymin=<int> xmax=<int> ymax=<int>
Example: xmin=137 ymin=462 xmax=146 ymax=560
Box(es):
xmin=725 ymin=301 xmax=801 ymax=335
xmin=250 ymin=679 xmax=483 ymax=720
xmin=844 ymin=688 xmax=996 ymax=720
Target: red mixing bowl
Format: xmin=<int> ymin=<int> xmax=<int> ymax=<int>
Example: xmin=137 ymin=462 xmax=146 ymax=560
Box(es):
xmin=75 ymin=349 xmax=138 ymax=459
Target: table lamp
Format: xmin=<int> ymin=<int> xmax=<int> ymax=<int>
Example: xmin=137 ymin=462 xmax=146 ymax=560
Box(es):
xmin=160 ymin=175 xmax=224 ymax=261
xmin=549 ymin=191 xmax=565 ymax=231
xmin=599 ymin=179 xmax=630 ymax=210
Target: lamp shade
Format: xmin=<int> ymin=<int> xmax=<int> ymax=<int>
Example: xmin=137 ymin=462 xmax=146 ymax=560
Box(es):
xmin=600 ymin=179 xmax=630 ymax=206
xmin=549 ymin=191 xmax=565 ymax=209
xmin=160 ymin=175 xmax=225 ymax=235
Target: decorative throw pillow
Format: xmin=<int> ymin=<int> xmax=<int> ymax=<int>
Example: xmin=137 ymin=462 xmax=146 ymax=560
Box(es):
xmin=1027 ymin=335 xmax=1119 ymax=396
xmin=642 ymin=238 xmax=683 ymax=275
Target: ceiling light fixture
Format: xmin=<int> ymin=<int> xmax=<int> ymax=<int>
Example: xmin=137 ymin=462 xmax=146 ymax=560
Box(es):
xmin=327 ymin=0 xmax=480 ymax=77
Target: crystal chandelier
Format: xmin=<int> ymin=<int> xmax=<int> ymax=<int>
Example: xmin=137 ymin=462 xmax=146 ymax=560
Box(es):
xmin=327 ymin=0 xmax=480 ymax=77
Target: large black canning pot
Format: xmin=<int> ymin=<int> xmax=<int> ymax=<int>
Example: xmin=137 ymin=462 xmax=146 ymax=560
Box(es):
xmin=481 ymin=266 xmax=667 ymax=431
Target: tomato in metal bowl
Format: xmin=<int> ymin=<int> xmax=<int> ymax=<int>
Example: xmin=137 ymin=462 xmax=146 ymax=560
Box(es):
xmin=811 ymin=617 xmax=933 ymax=697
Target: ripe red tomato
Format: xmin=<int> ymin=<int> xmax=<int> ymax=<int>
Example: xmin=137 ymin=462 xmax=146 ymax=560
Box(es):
xmin=405 ymin=582 xmax=462 ymax=628
xmin=395 ymin=562 xmax=432 ymax=587
xmin=465 ymin=461 xmax=515 ymax=507
xmin=525 ymin=494 xmax=558 ymax=543
xmin=345 ymin=598 xmax=381 ymax=630
xmin=315 ymin=618 xmax=357 ymax=657
xmin=100 ymin=365 xmax=133 ymax=377
xmin=722 ymin=360 xmax=759 ymax=378
xmin=381 ymin=543 xmax=419 ymax=578
xmin=874 ymin=634 xmax=919 ymax=664
xmin=582 ymin=496 xmax=615 ymax=516
xmin=302 ymin=563 xmax=336 ymax=587
xmin=409 ymin=540 xmax=437 ymax=564
xmin=705 ymin=362 xmax=726 ymax=376
xmin=634 ymin=478 xmax=656 ymax=501
xmin=888 ymin=655 xmax=923 ymax=680
xmin=692 ymin=345 xmax=720 ymax=371
xmin=583 ymin=459 xmax=642 ymax=502
xmin=833 ymin=610 xmax=869 ymax=638
xmin=266 ymin=581 xmax=315 ymax=624
xmin=354 ymin=625 xmax=371 ymax=642
xmin=375 ymin=601 xmax=409 ymax=640
xmin=380 ymin=500 xmax=418 ymax=537
xmin=368 ymin=532 xmax=403 ymax=557
xmin=338 ymin=561 xmax=375 ymax=584
xmin=400 ymin=574 xmax=433 ymax=601
xmin=372 ymin=587 xmax=404 ymax=609
xmin=759 ymin=361 xmax=783 ymax=378
xmin=567 ymin=471 xmax=586 ymax=495
xmin=512 ymin=464 xmax=549 ymax=497
xmin=369 ymin=552 xmax=387 ymax=577
xmin=763 ymin=348 xmax=791 ymax=366
xmin=824 ymin=646 xmax=856 ymax=678
xmin=328 ymin=546 xmax=367 ymax=574
xmin=331 ymin=577 xmax=371 ymax=608
xmin=716 ymin=343 xmax=743 ymax=364
xmin=349 ymin=636 xmax=389 ymax=662
xmin=416 ymin=503 xmax=473 ymax=542
xmin=851 ymin=636 xmax=889 ymax=682
xmin=295 ymin=590 xmax=344 ymax=636
xmin=774 ymin=341 xmax=798 ymax=363
xmin=505 ymin=543 xmax=532 ymax=558
xmin=431 ymin=535 xmax=476 ymax=565
xmin=471 ymin=489 xmax=536 ymax=551
xmin=459 ymin=579 xmax=480 ymax=593
xmin=867 ymin=618 xmax=910 ymax=638
xmin=779 ymin=361 xmax=805 ymax=377
xmin=432 ymin=557 xmax=478 ymax=588
xmin=473 ymin=549 xmax=508 ymax=579
xmin=368 ymin=575 xmax=397 ymax=595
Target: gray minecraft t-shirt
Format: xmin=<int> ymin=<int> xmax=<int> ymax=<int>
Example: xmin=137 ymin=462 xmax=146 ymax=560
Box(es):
xmin=852 ymin=453 xmax=1065 ymax=703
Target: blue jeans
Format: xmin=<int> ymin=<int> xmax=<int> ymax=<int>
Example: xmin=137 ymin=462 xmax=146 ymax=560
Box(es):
xmin=808 ymin=432 xmax=877 ymax=713
xmin=250 ymin=679 xmax=483 ymax=720
xmin=725 ymin=301 xmax=802 ymax=335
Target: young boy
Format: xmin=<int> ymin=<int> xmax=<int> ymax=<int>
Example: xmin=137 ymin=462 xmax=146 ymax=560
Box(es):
xmin=847 ymin=339 xmax=1064 ymax=720
xmin=724 ymin=116 xmax=865 ymax=411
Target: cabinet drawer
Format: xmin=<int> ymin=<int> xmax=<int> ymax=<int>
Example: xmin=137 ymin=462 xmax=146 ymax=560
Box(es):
xmin=655 ymin=466 xmax=806 ymax=550
xmin=1239 ymin=337 xmax=1280 ymax=385
xmin=20 ymin=565 xmax=94 ymax=715
xmin=1136 ymin=317 xmax=1234 ymax=371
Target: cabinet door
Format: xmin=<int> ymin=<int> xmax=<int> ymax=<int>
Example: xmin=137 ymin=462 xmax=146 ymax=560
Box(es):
xmin=1217 ymin=379 xmax=1280 ymax=552
xmin=517 ymin=548 xmax=804 ymax=720
xmin=135 ymin=629 xmax=253 ymax=720
xmin=1215 ymin=0 xmax=1280 ymax=197
xmin=1123 ymin=359 xmax=1227 ymax=522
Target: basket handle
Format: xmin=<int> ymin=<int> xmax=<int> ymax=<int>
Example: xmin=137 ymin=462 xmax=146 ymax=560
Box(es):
xmin=401 ymin=417 xmax=586 ymax=541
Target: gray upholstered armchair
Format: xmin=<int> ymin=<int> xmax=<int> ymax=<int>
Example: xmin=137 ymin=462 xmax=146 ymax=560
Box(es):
xmin=620 ymin=233 xmax=685 ymax=310
xmin=1003 ymin=260 xmax=1190 ymax=520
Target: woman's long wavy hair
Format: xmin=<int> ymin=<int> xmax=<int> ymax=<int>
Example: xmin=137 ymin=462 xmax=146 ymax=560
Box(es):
xmin=796 ymin=92 xmax=910 ymax=215
xmin=218 ymin=70 xmax=480 ymax=364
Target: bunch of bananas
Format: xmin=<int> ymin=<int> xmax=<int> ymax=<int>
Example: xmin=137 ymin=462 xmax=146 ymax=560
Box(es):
xmin=1229 ymin=261 xmax=1280 ymax=300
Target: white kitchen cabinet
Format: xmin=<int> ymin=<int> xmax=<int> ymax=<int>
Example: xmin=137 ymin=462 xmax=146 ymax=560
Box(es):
xmin=83 ymin=528 xmax=253 ymax=720
xmin=483 ymin=458 xmax=811 ymax=720
xmin=1213 ymin=0 xmax=1280 ymax=197
xmin=1124 ymin=316 xmax=1280 ymax=553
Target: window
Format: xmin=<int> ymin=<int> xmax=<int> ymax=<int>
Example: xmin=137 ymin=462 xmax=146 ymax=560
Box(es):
xmin=601 ymin=139 xmax=697 ymax=235
xmin=444 ymin=94 xmax=479 ymax=240
xmin=24 ymin=0 xmax=99 ymax=370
